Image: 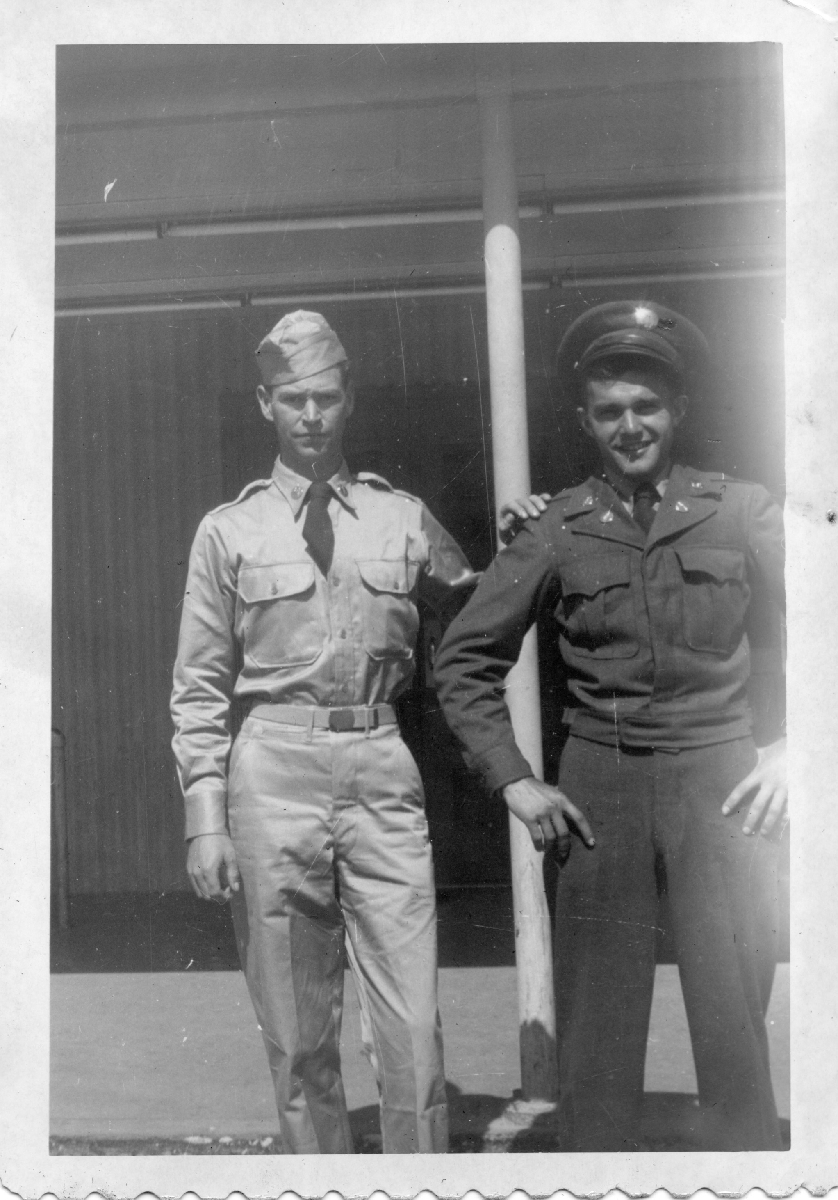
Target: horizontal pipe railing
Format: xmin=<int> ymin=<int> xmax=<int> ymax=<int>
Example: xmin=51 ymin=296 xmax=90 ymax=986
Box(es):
xmin=56 ymin=188 xmax=784 ymax=247
xmin=54 ymin=264 xmax=784 ymax=319
xmin=55 ymin=281 xmax=550 ymax=318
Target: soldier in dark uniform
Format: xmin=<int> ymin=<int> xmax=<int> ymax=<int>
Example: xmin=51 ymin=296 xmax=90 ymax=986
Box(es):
xmin=434 ymin=300 xmax=787 ymax=1152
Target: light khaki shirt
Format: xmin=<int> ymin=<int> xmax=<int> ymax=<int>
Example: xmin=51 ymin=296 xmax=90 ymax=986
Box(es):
xmin=171 ymin=456 xmax=477 ymax=838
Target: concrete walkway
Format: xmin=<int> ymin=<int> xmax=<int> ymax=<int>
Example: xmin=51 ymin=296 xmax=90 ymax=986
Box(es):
xmin=51 ymin=964 xmax=789 ymax=1148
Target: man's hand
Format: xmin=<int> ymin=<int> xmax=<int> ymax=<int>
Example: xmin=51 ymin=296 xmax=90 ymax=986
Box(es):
xmin=187 ymin=833 xmax=241 ymax=902
xmin=498 ymin=493 xmax=552 ymax=545
xmin=721 ymin=737 xmax=788 ymax=837
xmin=502 ymin=776 xmax=595 ymax=862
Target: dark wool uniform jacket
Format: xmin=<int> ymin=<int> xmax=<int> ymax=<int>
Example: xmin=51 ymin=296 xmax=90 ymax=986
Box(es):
xmin=434 ymin=463 xmax=785 ymax=795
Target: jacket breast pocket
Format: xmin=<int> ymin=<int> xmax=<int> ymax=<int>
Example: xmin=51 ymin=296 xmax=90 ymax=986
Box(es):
xmin=675 ymin=546 xmax=748 ymax=654
xmin=558 ymin=554 xmax=638 ymax=658
xmin=237 ymin=562 xmax=324 ymax=668
xmin=356 ymin=559 xmax=420 ymax=661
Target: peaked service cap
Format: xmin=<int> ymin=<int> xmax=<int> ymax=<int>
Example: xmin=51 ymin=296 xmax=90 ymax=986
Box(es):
xmin=556 ymin=301 xmax=709 ymax=398
xmin=256 ymin=310 xmax=348 ymax=387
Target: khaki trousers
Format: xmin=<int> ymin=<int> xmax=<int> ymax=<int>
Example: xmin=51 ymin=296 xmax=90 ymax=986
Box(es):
xmin=227 ymin=712 xmax=448 ymax=1154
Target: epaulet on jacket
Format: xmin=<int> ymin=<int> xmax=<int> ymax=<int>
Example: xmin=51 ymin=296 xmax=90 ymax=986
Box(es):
xmin=709 ymin=472 xmax=759 ymax=489
xmin=208 ymin=478 xmax=272 ymax=514
xmin=691 ymin=470 xmax=728 ymax=484
xmin=548 ymin=487 xmax=577 ymax=508
xmin=690 ymin=470 xmax=767 ymax=494
xmin=355 ymin=472 xmax=421 ymax=504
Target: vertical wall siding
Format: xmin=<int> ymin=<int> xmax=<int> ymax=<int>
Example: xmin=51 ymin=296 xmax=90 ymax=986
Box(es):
xmin=54 ymin=311 xmax=248 ymax=891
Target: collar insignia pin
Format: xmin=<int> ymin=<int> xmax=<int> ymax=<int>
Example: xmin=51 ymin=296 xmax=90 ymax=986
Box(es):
xmin=675 ymin=500 xmax=689 ymax=512
xmin=583 ymin=495 xmax=594 ymax=506
xmin=601 ymin=510 xmax=614 ymax=523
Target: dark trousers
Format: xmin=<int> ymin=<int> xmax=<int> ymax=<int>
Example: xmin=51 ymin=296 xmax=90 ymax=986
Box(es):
xmin=554 ymin=735 xmax=782 ymax=1151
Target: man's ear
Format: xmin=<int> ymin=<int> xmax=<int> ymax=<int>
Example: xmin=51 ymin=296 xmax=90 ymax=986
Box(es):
xmin=672 ymin=393 xmax=689 ymax=426
xmin=256 ymin=384 xmax=273 ymax=423
xmin=576 ymin=404 xmax=593 ymax=438
xmin=342 ymin=373 xmax=356 ymax=418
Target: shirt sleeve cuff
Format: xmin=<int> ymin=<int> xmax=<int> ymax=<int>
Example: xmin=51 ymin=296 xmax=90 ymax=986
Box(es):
xmin=472 ymin=742 xmax=535 ymax=795
xmin=184 ymin=791 xmax=228 ymax=840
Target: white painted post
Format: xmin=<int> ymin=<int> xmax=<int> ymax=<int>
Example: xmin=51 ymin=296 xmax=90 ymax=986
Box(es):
xmin=477 ymin=47 xmax=558 ymax=1110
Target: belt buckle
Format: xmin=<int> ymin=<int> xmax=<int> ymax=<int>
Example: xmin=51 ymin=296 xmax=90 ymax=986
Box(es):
xmin=328 ymin=708 xmax=357 ymax=732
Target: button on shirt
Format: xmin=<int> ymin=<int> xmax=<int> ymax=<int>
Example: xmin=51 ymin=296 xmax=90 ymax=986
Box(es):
xmin=172 ymin=457 xmax=478 ymax=838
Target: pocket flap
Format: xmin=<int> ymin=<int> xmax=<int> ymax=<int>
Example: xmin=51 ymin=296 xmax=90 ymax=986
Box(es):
xmin=238 ymin=562 xmax=316 ymax=603
xmin=675 ymin=546 xmax=745 ymax=583
xmin=356 ymin=559 xmax=418 ymax=595
xmin=561 ymin=554 xmax=632 ymax=597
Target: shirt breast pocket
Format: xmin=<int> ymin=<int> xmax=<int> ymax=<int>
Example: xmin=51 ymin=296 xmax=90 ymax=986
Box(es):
xmin=356 ymin=559 xmax=420 ymax=661
xmin=675 ymin=546 xmax=748 ymax=654
xmin=237 ymin=562 xmax=324 ymax=668
xmin=558 ymin=554 xmax=638 ymax=659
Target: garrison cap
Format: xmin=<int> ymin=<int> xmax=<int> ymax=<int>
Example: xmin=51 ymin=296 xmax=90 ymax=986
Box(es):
xmin=256 ymin=310 xmax=348 ymax=388
xmin=556 ymin=301 xmax=709 ymax=398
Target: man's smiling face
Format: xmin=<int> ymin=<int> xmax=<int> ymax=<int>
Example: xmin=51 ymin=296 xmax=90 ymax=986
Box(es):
xmin=577 ymin=363 xmax=687 ymax=491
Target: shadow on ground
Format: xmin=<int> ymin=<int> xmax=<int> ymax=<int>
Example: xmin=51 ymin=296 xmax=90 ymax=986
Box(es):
xmin=49 ymin=1088 xmax=790 ymax=1155
xmin=51 ymin=884 xmax=790 ymax=974
xmin=50 ymin=888 xmax=519 ymax=973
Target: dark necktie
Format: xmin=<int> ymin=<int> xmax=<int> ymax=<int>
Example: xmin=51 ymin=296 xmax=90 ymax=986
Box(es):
xmin=302 ymin=481 xmax=334 ymax=575
xmin=632 ymin=481 xmax=659 ymax=535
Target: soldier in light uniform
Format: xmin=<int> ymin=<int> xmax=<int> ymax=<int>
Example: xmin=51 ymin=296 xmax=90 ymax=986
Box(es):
xmin=171 ymin=311 xmax=479 ymax=1154
xmin=435 ymin=301 xmax=787 ymax=1151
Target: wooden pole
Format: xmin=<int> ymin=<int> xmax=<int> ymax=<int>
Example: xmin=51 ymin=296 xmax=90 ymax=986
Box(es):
xmin=477 ymin=47 xmax=558 ymax=1105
